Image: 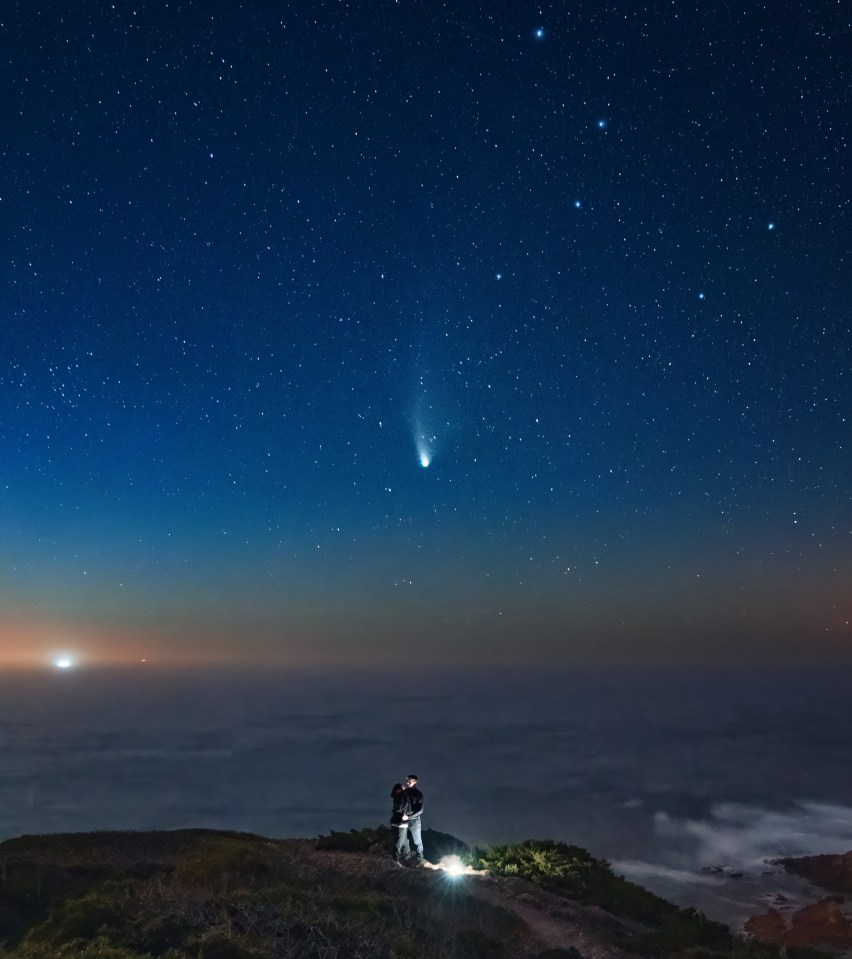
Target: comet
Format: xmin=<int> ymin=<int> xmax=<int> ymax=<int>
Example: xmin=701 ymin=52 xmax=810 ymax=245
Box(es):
xmin=416 ymin=435 xmax=434 ymax=468
xmin=411 ymin=393 xmax=438 ymax=468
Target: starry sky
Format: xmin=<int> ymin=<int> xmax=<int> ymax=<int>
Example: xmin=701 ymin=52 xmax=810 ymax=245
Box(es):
xmin=2 ymin=0 xmax=849 ymax=668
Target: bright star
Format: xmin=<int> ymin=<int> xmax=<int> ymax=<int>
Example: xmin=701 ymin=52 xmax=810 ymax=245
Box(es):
xmin=597 ymin=118 xmax=608 ymax=129
xmin=533 ymin=27 xmax=545 ymax=40
xmin=768 ymin=222 xmax=776 ymax=230
xmin=574 ymin=200 xmax=582 ymax=209
xmin=495 ymin=272 xmax=502 ymax=280
xmin=699 ymin=292 xmax=706 ymax=300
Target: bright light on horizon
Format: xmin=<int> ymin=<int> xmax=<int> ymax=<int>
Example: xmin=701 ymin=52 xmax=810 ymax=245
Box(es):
xmin=54 ymin=655 xmax=75 ymax=669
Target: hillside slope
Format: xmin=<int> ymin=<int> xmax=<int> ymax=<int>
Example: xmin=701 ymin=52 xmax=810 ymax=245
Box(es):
xmin=0 ymin=829 xmax=832 ymax=959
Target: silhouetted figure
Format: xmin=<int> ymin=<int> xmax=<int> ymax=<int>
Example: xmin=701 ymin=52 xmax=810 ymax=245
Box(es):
xmin=390 ymin=774 xmax=424 ymax=864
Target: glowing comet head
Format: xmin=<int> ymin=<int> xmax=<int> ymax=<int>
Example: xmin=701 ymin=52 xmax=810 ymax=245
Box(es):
xmin=415 ymin=430 xmax=434 ymax=468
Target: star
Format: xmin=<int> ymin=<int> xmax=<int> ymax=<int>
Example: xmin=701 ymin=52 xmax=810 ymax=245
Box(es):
xmin=597 ymin=118 xmax=608 ymax=129
xmin=533 ymin=27 xmax=546 ymax=40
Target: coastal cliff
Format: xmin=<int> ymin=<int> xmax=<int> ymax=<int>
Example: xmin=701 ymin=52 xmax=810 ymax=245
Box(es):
xmin=0 ymin=828 xmax=835 ymax=959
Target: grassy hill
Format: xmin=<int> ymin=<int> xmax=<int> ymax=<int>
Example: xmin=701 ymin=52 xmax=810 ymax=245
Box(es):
xmin=0 ymin=828 xmax=834 ymax=959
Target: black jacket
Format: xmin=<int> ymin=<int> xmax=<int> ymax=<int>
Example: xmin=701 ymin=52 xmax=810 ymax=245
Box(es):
xmin=390 ymin=783 xmax=424 ymax=824
xmin=404 ymin=786 xmax=423 ymax=819
xmin=390 ymin=783 xmax=407 ymax=825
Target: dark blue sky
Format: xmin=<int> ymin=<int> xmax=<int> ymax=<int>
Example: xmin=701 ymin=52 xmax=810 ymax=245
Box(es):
xmin=2 ymin=0 xmax=849 ymax=666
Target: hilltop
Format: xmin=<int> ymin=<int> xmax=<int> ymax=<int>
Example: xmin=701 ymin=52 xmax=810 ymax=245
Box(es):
xmin=0 ymin=827 xmax=835 ymax=959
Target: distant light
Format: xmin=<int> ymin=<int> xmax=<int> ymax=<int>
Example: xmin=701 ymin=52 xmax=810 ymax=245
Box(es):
xmin=574 ymin=200 xmax=582 ymax=209
xmin=699 ymin=292 xmax=705 ymax=300
xmin=495 ymin=272 xmax=502 ymax=280
xmin=442 ymin=855 xmax=466 ymax=878
xmin=597 ymin=118 xmax=608 ymax=129
xmin=55 ymin=656 xmax=73 ymax=669
xmin=768 ymin=222 xmax=776 ymax=231
xmin=533 ymin=27 xmax=545 ymax=40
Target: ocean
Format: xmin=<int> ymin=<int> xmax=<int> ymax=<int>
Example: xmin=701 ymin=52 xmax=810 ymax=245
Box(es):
xmin=1 ymin=663 xmax=850 ymax=927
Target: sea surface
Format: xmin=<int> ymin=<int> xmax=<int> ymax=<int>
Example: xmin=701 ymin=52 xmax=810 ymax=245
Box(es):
xmin=1 ymin=663 xmax=850 ymax=927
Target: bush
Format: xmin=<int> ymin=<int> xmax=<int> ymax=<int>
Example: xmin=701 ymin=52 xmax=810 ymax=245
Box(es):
xmin=315 ymin=825 xmax=391 ymax=853
xmin=471 ymin=839 xmax=674 ymax=924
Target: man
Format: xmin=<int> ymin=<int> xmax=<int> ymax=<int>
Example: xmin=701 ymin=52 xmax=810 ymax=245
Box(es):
xmin=391 ymin=774 xmax=424 ymax=865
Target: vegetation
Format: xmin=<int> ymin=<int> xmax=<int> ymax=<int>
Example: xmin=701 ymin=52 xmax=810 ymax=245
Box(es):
xmin=0 ymin=830 xmax=838 ymax=959
xmin=0 ymin=830 xmax=425 ymax=959
xmin=468 ymin=840 xmax=836 ymax=959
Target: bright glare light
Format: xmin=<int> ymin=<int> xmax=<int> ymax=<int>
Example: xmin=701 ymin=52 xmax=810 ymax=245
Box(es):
xmin=442 ymin=855 xmax=465 ymax=877
xmin=54 ymin=656 xmax=74 ymax=669
xmin=419 ymin=451 xmax=431 ymax=468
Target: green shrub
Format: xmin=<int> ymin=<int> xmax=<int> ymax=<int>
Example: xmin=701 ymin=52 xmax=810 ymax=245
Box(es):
xmin=26 ymin=893 xmax=117 ymax=944
xmin=471 ymin=839 xmax=604 ymax=888
xmin=471 ymin=839 xmax=674 ymax=923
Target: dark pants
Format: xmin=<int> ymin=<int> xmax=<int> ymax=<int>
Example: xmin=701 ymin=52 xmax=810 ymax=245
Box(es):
xmin=394 ymin=823 xmax=410 ymax=860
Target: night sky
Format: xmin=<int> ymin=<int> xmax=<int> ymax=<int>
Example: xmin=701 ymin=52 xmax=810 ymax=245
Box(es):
xmin=2 ymin=1 xmax=849 ymax=667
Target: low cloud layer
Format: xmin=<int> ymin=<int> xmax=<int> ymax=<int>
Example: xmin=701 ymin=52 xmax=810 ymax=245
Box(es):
xmin=1 ymin=664 xmax=850 ymax=878
xmin=653 ymin=801 xmax=852 ymax=869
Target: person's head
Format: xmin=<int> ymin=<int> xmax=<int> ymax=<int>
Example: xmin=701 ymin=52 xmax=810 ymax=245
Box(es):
xmin=406 ymin=774 xmax=418 ymax=788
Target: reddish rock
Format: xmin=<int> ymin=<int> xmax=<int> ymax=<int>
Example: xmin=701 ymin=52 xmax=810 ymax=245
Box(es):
xmin=781 ymin=851 xmax=852 ymax=895
xmin=746 ymin=898 xmax=852 ymax=950
xmin=744 ymin=909 xmax=788 ymax=941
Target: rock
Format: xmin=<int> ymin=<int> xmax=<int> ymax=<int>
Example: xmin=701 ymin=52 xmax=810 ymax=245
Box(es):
xmin=745 ymin=908 xmax=788 ymax=942
xmin=780 ymin=850 xmax=852 ymax=895
xmin=746 ymin=897 xmax=852 ymax=951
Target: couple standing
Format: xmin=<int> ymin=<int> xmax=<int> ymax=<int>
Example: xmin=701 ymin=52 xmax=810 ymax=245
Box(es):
xmin=390 ymin=773 xmax=424 ymax=864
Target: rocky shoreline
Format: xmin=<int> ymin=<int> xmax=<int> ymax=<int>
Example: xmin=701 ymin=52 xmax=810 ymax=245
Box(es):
xmin=744 ymin=851 xmax=852 ymax=956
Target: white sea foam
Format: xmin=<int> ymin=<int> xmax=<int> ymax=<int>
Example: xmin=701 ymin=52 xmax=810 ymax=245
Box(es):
xmin=653 ymin=801 xmax=852 ymax=869
xmin=613 ymin=860 xmax=724 ymax=886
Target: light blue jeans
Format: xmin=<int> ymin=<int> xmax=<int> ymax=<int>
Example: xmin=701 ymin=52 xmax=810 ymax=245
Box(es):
xmin=394 ymin=817 xmax=423 ymax=860
xmin=407 ymin=816 xmax=423 ymax=859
